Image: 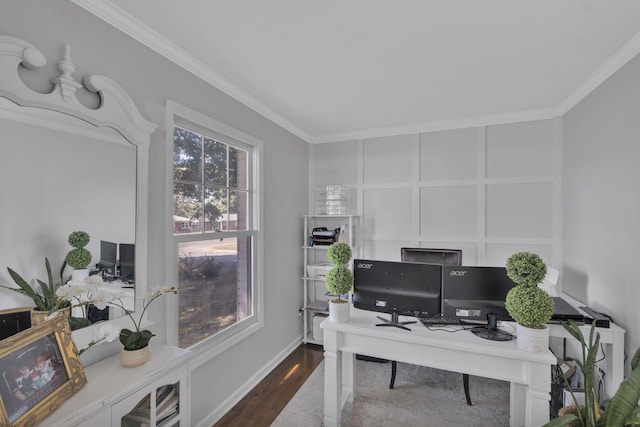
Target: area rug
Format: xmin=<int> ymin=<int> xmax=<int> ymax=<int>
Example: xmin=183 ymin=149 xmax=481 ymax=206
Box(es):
xmin=271 ymin=359 xmax=510 ymax=427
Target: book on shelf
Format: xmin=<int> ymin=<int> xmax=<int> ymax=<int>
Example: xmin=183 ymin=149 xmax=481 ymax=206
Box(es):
xmin=127 ymin=393 xmax=152 ymax=417
xmin=324 ymin=291 xmax=348 ymax=299
xmin=122 ymin=411 xmax=151 ymax=426
xmin=158 ymin=411 xmax=179 ymax=427
xmin=156 ymin=384 xmax=176 ymax=409
xmin=157 ymin=395 xmax=179 ymax=418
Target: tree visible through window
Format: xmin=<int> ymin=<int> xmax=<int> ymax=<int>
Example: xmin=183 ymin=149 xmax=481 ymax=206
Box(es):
xmin=173 ymin=125 xmax=253 ymax=348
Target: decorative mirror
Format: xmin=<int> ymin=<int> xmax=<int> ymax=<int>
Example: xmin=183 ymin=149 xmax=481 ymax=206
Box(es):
xmin=0 ymin=35 xmax=156 ymax=350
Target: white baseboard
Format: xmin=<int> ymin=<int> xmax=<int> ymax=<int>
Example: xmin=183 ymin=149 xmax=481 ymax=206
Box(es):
xmin=195 ymin=335 xmax=304 ymax=427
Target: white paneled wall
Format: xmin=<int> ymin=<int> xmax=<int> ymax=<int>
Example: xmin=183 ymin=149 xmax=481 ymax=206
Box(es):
xmin=309 ymin=119 xmax=561 ymax=270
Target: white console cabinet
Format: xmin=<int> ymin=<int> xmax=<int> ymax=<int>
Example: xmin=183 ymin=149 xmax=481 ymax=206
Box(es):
xmin=44 ymin=344 xmax=191 ymax=426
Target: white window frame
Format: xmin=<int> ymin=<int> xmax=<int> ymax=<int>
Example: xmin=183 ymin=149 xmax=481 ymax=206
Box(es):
xmin=165 ymin=100 xmax=263 ymax=368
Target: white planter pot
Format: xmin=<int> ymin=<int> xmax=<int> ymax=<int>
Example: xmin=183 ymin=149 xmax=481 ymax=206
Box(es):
xmin=71 ymin=268 xmax=89 ymax=282
xmin=516 ymin=323 xmax=550 ymax=353
xmin=329 ymin=299 xmax=350 ymax=323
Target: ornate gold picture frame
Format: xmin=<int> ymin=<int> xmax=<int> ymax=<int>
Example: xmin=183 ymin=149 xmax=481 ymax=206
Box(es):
xmin=0 ymin=313 xmax=86 ymax=426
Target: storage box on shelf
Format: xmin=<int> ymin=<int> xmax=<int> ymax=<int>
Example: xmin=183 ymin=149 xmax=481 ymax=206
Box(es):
xmin=302 ymin=215 xmax=359 ymax=345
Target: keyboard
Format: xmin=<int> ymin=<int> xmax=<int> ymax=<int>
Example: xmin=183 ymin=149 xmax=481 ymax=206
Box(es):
xmin=418 ymin=316 xmax=462 ymax=326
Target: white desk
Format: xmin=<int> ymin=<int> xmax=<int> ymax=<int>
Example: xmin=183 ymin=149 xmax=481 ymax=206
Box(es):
xmin=321 ymin=309 xmax=556 ymax=427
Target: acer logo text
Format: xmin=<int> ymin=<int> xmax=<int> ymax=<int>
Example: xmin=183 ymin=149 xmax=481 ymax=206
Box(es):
xmin=449 ymin=270 xmax=467 ymax=276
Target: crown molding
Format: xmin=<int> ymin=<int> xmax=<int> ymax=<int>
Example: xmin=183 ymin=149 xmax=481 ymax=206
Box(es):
xmin=70 ymin=0 xmax=640 ymax=145
xmin=70 ymin=0 xmax=310 ymax=143
xmin=309 ymin=107 xmax=564 ymax=144
xmin=558 ymin=29 xmax=640 ymax=114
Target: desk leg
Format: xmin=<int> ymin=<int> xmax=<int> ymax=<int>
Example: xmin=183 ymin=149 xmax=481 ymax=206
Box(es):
xmin=510 ymin=383 xmax=525 ymax=427
xmin=526 ymin=387 xmax=551 ymax=427
xmin=606 ymin=336 xmax=624 ymax=398
xmin=324 ymin=349 xmax=342 ymax=427
xmin=510 ymin=362 xmax=551 ymax=427
xmin=342 ymin=352 xmax=355 ymax=404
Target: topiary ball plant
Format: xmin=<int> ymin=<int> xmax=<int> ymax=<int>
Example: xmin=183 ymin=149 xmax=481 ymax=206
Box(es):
xmin=66 ymin=231 xmax=92 ymax=269
xmin=325 ymin=266 xmax=354 ymax=303
xmin=505 ymin=251 xmax=547 ymax=287
xmin=505 ymin=285 xmax=554 ymax=328
xmin=325 ymin=242 xmax=354 ymax=303
xmin=504 ymin=251 xmax=554 ymax=328
xmin=327 ymin=242 xmax=352 ymax=266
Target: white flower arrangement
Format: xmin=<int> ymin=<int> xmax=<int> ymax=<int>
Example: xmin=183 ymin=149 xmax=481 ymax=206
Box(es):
xmin=56 ymin=278 xmax=124 ymax=317
xmin=77 ymin=323 xmax=122 ymax=355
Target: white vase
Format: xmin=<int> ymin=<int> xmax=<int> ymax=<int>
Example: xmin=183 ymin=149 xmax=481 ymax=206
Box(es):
xmin=71 ymin=268 xmax=89 ymax=282
xmin=329 ymin=299 xmax=350 ymax=322
xmin=516 ymin=323 xmax=550 ymax=353
xmin=120 ymin=345 xmax=152 ymax=368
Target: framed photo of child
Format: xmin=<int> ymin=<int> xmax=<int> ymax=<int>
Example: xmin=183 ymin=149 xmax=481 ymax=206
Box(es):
xmin=0 ymin=312 xmax=86 ymax=426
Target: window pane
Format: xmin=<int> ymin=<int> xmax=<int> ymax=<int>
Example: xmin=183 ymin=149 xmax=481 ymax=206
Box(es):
xmin=205 ymin=187 xmax=227 ymax=232
xmin=173 ymin=182 xmax=203 ymax=234
xmin=204 ymin=137 xmax=227 ymax=187
xmin=229 ymin=190 xmax=248 ymax=231
xmin=229 ymin=146 xmax=248 ymax=189
xmin=173 ymin=127 xmax=202 ymax=183
xmin=178 ymin=237 xmax=252 ymax=348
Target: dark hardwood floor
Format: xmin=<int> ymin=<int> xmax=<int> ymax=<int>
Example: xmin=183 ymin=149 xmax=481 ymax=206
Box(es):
xmin=213 ymin=343 xmax=324 ymax=427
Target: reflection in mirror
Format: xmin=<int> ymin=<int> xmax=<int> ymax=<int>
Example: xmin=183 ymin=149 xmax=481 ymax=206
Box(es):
xmin=0 ymin=35 xmax=156 ymax=357
xmin=0 ymin=109 xmax=136 ymax=323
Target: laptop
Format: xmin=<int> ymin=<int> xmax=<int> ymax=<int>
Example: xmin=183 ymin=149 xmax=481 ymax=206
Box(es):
xmin=549 ymin=297 xmax=585 ymax=323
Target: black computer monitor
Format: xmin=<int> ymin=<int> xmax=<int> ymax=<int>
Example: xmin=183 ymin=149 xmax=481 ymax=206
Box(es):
xmin=352 ymin=259 xmax=442 ymax=330
xmin=98 ymin=240 xmax=118 ymax=277
xmin=441 ymin=265 xmax=517 ymax=322
xmin=0 ymin=308 xmax=31 ymax=340
xmin=118 ymin=243 xmax=135 ymax=282
xmin=401 ymin=247 xmax=462 ymax=266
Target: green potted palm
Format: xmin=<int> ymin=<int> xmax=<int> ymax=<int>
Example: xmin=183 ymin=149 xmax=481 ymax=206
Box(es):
xmin=325 ymin=242 xmax=354 ymax=322
xmin=544 ymin=320 xmax=640 ymax=427
xmin=2 ymin=257 xmax=71 ymax=324
xmin=504 ymin=251 xmax=555 ymax=353
xmin=66 ymin=231 xmax=92 ymax=282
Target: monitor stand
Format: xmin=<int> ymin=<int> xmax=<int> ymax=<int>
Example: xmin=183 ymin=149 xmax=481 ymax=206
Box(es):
xmin=471 ymin=326 xmax=514 ymax=341
xmin=375 ymin=311 xmax=416 ymax=331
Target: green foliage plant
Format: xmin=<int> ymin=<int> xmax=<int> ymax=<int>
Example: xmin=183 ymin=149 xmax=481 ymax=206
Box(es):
xmin=325 ymin=242 xmax=353 ymax=303
xmin=325 ymin=266 xmax=353 ymax=303
xmin=327 ymin=242 xmax=352 ymax=266
xmin=111 ymin=286 xmax=179 ymax=351
xmin=544 ymin=321 xmax=640 ymax=427
xmin=506 ymin=251 xmax=547 ymax=286
xmin=504 ymin=251 xmax=554 ymax=328
xmin=66 ymin=231 xmax=92 ymax=269
xmin=1 ymin=257 xmax=70 ymax=313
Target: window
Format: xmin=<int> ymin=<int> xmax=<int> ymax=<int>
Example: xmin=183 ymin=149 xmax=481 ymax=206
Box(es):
xmin=167 ymin=101 xmax=262 ymax=352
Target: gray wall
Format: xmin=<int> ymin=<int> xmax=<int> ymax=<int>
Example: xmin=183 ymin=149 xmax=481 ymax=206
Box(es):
xmin=308 ymin=53 xmax=640 ymax=374
xmin=309 ymin=120 xmax=561 ymax=269
xmin=563 ymin=52 xmax=640 ymax=362
xmin=0 ymin=1 xmax=308 ymax=424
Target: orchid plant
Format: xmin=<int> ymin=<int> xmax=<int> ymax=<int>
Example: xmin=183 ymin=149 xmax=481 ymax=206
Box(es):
xmin=77 ymin=323 xmax=122 ymax=355
xmin=56 ymin=277 xmax=178 ymax=351
xmin=56 ymin=276 xmax=117 ymax=330
xmin=111 ymin=286 xmax=178 ymax=351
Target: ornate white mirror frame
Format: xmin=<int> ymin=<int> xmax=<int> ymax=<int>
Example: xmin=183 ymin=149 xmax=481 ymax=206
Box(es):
xmin=0 ymin=35 xmax=157 ymax=351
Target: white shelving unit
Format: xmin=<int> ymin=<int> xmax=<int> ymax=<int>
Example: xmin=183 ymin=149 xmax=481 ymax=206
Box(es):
xmin=302 ymin=214 xmax=359 ymax=345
